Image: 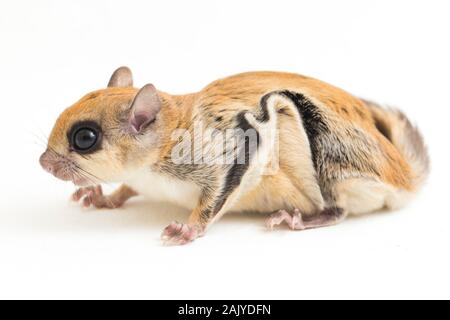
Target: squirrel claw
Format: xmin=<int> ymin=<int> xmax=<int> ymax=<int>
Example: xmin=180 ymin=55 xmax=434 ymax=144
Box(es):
xmin=71 ymin=185 xmax=119 ymax=209
xmin=161 ymin=222 xmax=201 ymax=246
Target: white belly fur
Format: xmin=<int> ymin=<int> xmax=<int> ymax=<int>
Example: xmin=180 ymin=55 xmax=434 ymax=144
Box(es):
xmin=335 ymin=178 xmax=411 ymax=215
xmin=121 ymin=171 xmax=410 ymax=216
xmin=122 ymin=168 xmax=201 ymax=210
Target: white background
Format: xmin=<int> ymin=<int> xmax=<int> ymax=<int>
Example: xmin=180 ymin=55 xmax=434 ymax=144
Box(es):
xmin=0 ymin=0 xmax=449 ymax=299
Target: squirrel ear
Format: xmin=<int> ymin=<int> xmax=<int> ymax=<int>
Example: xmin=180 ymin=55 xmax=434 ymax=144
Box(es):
xmin=108 ymin=66 xmax=133 ymax=88
xmin=129 ymin=84 xmax=162 ymax=133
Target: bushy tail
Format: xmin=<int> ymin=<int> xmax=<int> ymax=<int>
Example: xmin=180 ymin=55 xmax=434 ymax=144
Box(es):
xmin=365 ymin=100 xmax=430 ymax=190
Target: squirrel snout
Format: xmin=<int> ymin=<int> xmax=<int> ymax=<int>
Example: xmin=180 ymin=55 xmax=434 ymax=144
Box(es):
xmin=39 ymin=150 xmax=55 ymax=174
xmin=39 ymin=149 xmax=76 ymax=182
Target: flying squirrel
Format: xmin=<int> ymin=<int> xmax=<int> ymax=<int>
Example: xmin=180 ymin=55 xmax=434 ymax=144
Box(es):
xmin=40 ymin=67 xmax=429 ymax=245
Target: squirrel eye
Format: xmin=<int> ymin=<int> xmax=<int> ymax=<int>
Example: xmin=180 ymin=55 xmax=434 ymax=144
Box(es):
xmin=73 ymin=128 xmax=98 ymax=152
xmin=68 ymin=121 xmax=102 ymax=154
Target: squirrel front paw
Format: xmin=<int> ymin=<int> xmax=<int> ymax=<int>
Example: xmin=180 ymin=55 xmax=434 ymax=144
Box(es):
xmin=71 ymin=185 xmax=121 ymax=209
xmin=161 ymin=222 xmax=203 ymax=246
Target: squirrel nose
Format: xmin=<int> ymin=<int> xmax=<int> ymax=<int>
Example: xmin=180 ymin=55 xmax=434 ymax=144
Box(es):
xmin=39 ymin=150 xmax=54 ymax=174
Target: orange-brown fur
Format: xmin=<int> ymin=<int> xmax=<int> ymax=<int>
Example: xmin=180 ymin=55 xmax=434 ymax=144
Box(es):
xmin=49 ymin=72 xmax=413 ymax=192
xmin=197 ymin=71 xmax=413 ymax=190
xmin=41 ymin=68 xmax=428 ymax=245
